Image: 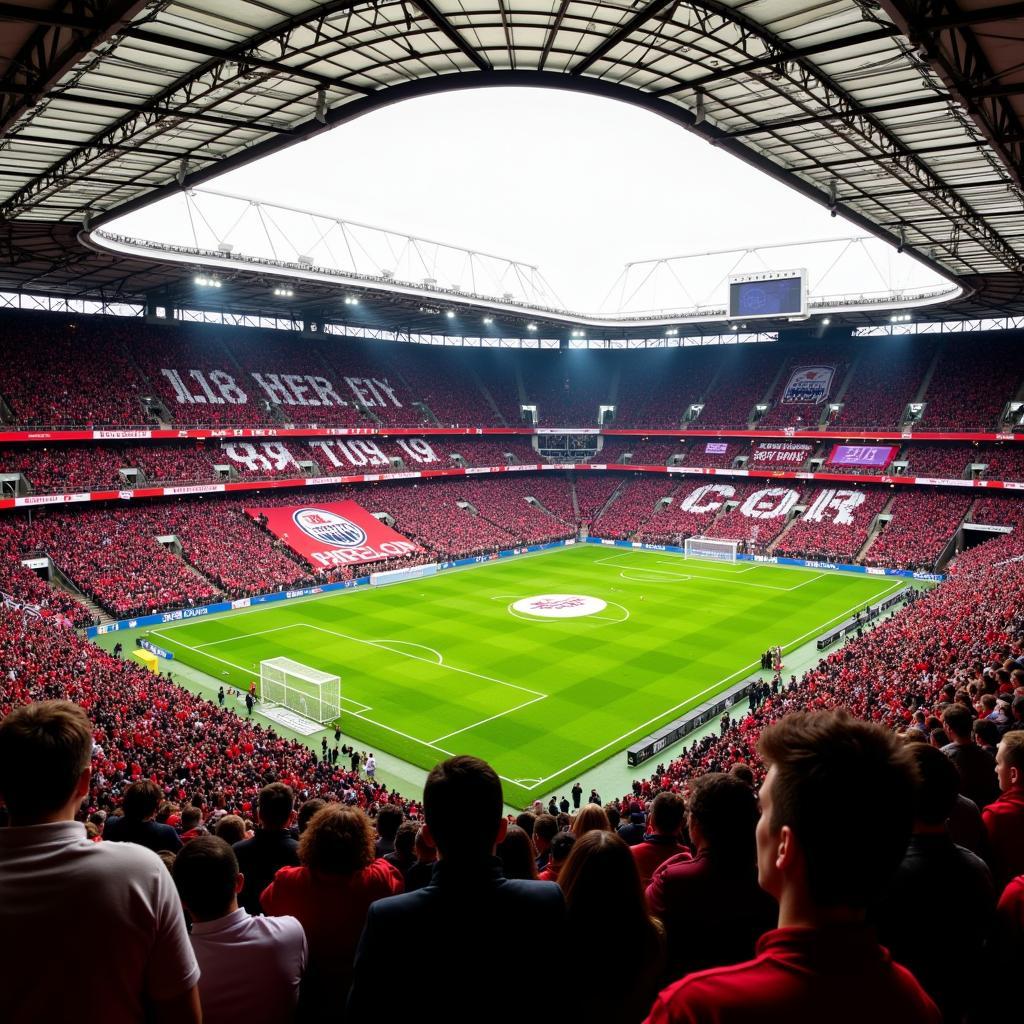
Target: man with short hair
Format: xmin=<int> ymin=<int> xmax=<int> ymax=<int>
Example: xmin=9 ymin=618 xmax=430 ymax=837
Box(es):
xmin=103 ymin=779 xmax=183 ymax=853
xmin=348 ymin=755 xmax=566 ymax=1023
xmin=646 ymin=774 xmax=774 ymax=983
xmin=645 ymin=711 xmax=940 ymax=1024
xmin=0 ymin=701 xmax=201 ymax=1023
xmin=983 ymin=731 xmax=1024 ymax=888
xmin=538 ymin=831 xmax=575 ymax=882
xmin=942 ymin=705 xmax=998 ymax=809
xmin=871 ymin=744 xmax=994 ymax=1021
xmin=571 ymin=781 xmax=583 ymax=810
xmin=233 ymin=781 xmax=299 ymax=915
xmin=173 ymin=836 xmax=307 ymax=1024
xmin=533 ymin=813 xmax=558 ymax=872
xmin=374 ymin=803 xmax=403 ymax=859
xmin=631 ymin=793 xmax=688 ymax=887
xmin=617 ymin=801 xmax=648 ymax=847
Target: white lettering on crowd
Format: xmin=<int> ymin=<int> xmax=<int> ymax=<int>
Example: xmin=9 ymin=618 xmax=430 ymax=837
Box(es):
xmin=308 ymin=439 xmax=389 ymax=468
xmin=680 ymin=483 xmax=736 ymax=514
xmin=344 ymin=377 xmax=402 ymax=408
xmin=741 ymin=487 xmax=800 ymax=520
xmin=222 ymin=442 xmax=298 ymax=473
xmin=396 ymin=438 xmax=439 ymax=464
xmin=160 ymin=368 xmax=247 ymax=405
xmin=803 ymin=488 xmax=865 ymax=526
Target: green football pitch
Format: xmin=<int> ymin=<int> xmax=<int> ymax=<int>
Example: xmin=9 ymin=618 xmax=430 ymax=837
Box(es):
xmin=145 ymin=545 xmax=905 ymax=808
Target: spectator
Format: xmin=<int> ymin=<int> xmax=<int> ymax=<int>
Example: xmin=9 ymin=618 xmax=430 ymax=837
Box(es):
xmin=631 ymin=792 xmax=688 ymax=888
xmin=179 ymin=805 xmax=207 ymax=842
xmin=348 ymin=755 xmax=566 ymax=1024
xmin=233 ymin=782 xmax=299 ymax=916
xmin=403 ymin=826 xmax=437 ymax=892
xmin=172 ymin=835 xmax=307 ymax=1024
xmin=572 ymin=802 xmax=612 ymax=836
xmin=261 ymin=804 xmax=403 ymax=1011
xmin=384 ymin=820 xmax=418 ymax=875
xmin=0 ymin=701 xmax=200 ymax=1023
xmin=533 ymin=813 xmax=558 ymax=871
xmin=983 ymin=731 xmax=1024 ymax=888
xmin=942 ymin=705 xmax=999 ymax=810
xmin=871 ymin=744 xmax=995 ymax=1021
xmin=617 ymin=801 xmax=648 ymax=846
xmin=295 ymin=798 xmax=325 ymax=835
xmin=373 ymin=802 xmax=403 ymax=858
xmin=103 ymin=780 xmax=183 ymax=853
xmin=646 ymin=773 xmax=775 ymax=984
xmin=213 ymin=814 xmax=248 ymax=845
xmin=645 ymin=711 xmax=940 ymax=1024
xmin=538 ymin=830 xmax=576 ymax=883
xmin=496 ymin=823 xmax=538 ymax=881
xmin=561 ymin=830 xmax=665 ymax=1023
xmin=990 ymin=873 xmax=1024 ymax=1017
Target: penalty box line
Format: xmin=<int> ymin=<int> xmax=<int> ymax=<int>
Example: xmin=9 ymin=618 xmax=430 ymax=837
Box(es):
xmin=515 ymin=579 xmax=907 ymax=793
xmin=150 ymin=622 xmax=550 ymax=783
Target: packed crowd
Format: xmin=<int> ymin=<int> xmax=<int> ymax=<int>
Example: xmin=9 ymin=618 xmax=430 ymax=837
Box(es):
xmin=775 ymin=488 xmax=889 ymax=563
xmin=863 ymin=491 xmax=973 ymax=570
xmin=7 ymin=312 xmax=1023 ymax=434
xmin=4 ymin=523 xmax=1024 ymax=1021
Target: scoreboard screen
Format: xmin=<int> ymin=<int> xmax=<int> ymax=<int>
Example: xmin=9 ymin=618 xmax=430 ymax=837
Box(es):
xmin=729 ymin=275 xmax=805 ymax=319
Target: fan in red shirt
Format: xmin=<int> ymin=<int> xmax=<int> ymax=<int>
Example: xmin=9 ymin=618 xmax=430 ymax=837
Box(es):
xmin=261 ymin=804 xmax=402 ymax=1015
xmin=644 ymin=710 xmax=940 ymax=1024
xmin=982 ymin=732 xmax=1024 ymax=889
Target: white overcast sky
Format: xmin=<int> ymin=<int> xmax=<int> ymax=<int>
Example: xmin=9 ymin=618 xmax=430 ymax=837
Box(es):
xmin=111 ymin=87 xmax=942 ymax=312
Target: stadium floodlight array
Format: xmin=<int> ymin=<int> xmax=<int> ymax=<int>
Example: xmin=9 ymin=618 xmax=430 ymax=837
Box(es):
xmin=684 ymin=537 xmax=740 ymax=562
xmin=259 ymin=657 xmax=341 ymax=724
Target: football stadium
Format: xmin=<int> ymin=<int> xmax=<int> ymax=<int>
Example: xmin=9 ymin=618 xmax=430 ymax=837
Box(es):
xmin=1 ymin=3 xmax=1024 ymax=1022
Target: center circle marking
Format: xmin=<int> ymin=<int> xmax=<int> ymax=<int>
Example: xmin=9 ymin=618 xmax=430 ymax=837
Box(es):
xmin=511 ymin=594 xmax=608 ymax=619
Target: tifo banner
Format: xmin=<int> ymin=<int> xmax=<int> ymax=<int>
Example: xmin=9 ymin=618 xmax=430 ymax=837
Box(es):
xmin=247 ymin=500 xmax=423 ymax=568
xmin=750 ymin=442 xmax=814 ymax=466
xmin=781 ymin=366 xmax=835 ymax=405
xmin=704 ymin=442 xmax=730 ymax=454
xmin=828 ymin=444 xmax=898 ymax=468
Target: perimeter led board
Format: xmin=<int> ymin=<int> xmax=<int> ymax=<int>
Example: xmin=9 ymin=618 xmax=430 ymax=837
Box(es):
xmin=728 ymin=270 xmax=807 ymax=320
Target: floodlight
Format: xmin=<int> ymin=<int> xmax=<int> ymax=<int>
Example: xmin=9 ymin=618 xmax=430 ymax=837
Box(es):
xmin=483 ymin=317 xmax=493 ymax=325
xmin=446 ymin=310 xmax=455 ymax=319
xmin=527 ymin=323 xmax=537 ymax=331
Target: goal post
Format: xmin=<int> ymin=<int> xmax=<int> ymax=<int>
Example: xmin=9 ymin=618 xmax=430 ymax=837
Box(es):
xmin=684 ymin=536 xmax=740 ymax=562
xmin=259 ymin=657 xmax=341 ymax=725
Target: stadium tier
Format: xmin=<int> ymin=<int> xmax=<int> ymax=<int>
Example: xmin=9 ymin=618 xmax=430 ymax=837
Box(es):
xmin=4 ymin=311 xmax=1024 ymax=433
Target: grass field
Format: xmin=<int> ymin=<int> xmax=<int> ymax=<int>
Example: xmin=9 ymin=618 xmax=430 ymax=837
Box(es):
xmin=146 ymin=545 xmax=904 ymax=807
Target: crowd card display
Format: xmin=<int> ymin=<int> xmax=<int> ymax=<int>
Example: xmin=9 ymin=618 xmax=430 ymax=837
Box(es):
xmin=827 ymin=445 xmax=899 ymax=468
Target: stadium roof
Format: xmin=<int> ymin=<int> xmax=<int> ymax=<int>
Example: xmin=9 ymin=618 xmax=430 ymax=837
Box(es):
xmin=1 ymin=0 xmax=1023 ymax=331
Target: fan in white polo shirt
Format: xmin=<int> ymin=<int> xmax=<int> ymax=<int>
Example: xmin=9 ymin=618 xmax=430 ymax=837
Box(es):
xmin=0 ymin=700 xmax=201 ymax=1024
xmin=172 ymin=834 xmax=307 ymax=1024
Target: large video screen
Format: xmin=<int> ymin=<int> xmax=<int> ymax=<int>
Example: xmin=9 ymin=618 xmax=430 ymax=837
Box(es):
xmin=729 ymin=277 xmax=803 ymax=318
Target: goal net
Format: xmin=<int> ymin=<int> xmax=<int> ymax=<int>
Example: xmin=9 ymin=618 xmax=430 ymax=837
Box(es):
xmin=259 ymin=657 xmax=341 ymax=724
xmin=684 ymin=537 xmax=739 ymax=562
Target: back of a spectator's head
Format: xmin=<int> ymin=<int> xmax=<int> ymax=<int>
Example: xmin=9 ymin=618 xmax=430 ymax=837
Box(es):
xmin=296 ymin=798 xmax=326 ymax=835
xmin=929 ymin=728 xmax=950 ymax=748
xmin=942 ymin=705 xmax=973 ymax=741
xmin=0 ymin=701 xmax=92 ymax=824
xmin=757 ymin=710 xmax=916 ymax=910
xmin=394 ymin=820 xmax=418 ymax=858
xmin=997 ymin=732 xmax=1024 ymax=793
xmin=729 ymin=762 xmax=756 ymax=787
xmin=548 ymin=830 xmax=576 ymax=867
xmin=122 ymin=780 xmax=162 ymax=821
xmin=687 ymin=772 xmax=758 ymax=862
xmin=213 ymin=814 xmax=247 ymax=845
xmin=973 ymin=717 xmax=999 ymax=749
xmin=424 ymin=755 xmax=504 ymax=860
xmin=181 ymin=806 xmax=203 ymax=831
xmin=515 ymin=811 xmax=536 ymax=837
xmin=172 ymin=836 xmax=241 ymax=922
xmin=571 ymin=803 xmax=611 ymax=837
xmin=604 ymin=804 xmax=621 ymax=830
xmin=299 ymin=804 xmax=375 ymax=875
xmin=533 ymin=813 xmax=558 ymax=848
xmin=375 ymin=803 xmax=403 ymax=840
xmin=649 ymin=791 xmax=686 ymax=836
xmin=907 ymin=743 xmax=960 ymax=827
xmin=560 ymin=830 xmax=643 ymax=921
xmin=257 ymin=782 xmax=294 ymax=830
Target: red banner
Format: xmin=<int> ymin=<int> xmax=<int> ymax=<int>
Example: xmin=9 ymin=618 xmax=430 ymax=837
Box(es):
xmin=246 ymin=500 xmax=423 ymax=568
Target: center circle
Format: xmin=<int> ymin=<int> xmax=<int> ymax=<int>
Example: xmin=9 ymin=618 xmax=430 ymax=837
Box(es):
xmin=511 ymin=594 xmax=608 ymax=619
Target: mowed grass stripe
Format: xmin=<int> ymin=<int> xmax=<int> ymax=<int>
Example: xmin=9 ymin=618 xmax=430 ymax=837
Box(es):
xmin=150 ymin=546 xmax=899 ymax=805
